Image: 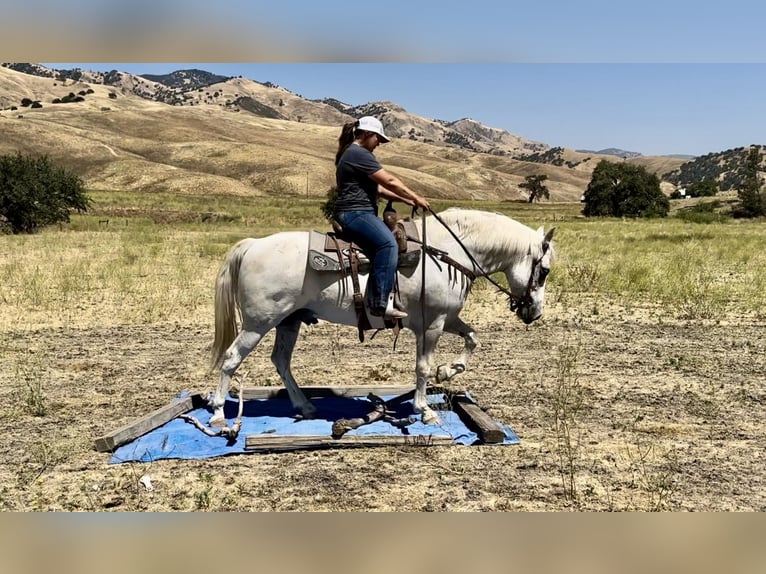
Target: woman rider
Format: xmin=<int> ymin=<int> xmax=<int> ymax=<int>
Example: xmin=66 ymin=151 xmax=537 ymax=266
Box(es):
xmin=333 ymin=116 xmax=431 ymax=320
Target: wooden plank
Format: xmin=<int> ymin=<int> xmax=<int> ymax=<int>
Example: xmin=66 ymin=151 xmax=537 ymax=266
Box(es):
xmin=245 ymin=433 xmax=454 ymax=451
xmin=94 ymin=393 xmax=205 ymax=452
xmin=448 ymin=392 xmax=506 ymax=444
xmin=236 ymin=385 xmax=417 ymax=401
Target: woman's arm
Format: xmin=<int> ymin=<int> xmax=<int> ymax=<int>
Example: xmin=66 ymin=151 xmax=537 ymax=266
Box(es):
xmin=378 ymin=186 xmax=415 ymax=206
xmin=371 ymin=168 xmax=430 ymax=210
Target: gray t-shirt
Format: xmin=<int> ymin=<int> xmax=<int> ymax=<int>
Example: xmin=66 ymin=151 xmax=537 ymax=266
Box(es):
xmin=334 ymin=143 xmax=382 ymax=214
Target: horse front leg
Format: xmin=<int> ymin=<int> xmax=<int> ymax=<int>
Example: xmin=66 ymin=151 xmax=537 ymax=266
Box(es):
xmin=413 ymin=320 xmax=445 ymax=426
xmin=436 ymin=317 xmax=479 ymax=383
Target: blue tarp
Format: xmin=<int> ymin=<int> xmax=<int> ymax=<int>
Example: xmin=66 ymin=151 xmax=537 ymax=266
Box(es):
xmin=109 ymin=392 xmax=520 ymax=464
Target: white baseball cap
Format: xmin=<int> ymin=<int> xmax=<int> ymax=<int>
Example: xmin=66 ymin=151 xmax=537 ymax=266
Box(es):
xmin=357 ymin=116 xmax=390 ymax=143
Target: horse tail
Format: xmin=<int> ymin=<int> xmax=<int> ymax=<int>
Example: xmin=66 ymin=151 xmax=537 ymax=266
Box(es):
xmin=210 ymin=239 xmax=250 ymax=371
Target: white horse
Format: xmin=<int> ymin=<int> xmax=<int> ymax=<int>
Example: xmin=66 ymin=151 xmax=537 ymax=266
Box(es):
xmin=209 ymin=208 xmax=555 ymax=429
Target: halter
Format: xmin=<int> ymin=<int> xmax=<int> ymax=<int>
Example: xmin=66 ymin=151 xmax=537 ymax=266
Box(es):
xmin=422 ymin=208 xmax=546 ymax=313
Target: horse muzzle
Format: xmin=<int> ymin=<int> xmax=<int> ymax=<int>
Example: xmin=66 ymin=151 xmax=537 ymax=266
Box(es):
xmin=515 ymin=303 xmax=542 ymax=325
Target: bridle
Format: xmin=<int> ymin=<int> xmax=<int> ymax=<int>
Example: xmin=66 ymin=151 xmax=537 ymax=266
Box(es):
xmin=510 ymin=253 xmax=545 ymax=313
xmin=418 ymin=207 xmax=547 ymax=314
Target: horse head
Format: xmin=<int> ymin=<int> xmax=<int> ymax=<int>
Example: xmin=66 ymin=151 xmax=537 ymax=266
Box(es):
xmin=506 ymin=226 xmax=555 ymax=324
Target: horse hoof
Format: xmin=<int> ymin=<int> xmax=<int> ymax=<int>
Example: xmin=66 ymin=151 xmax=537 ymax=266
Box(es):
xmin=422 ymin=410 xmax=442 ymax=427
xmin=436 ymin=365 xmax=449 ymax=382
xmin=300 ymin=404 xmax=318 ymax=420
xmin=209 ymin=413 xmax=226 ymax=428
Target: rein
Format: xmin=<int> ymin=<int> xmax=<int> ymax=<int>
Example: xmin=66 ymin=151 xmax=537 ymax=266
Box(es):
xmin=415 ymin=207 xmax=538 ymax=312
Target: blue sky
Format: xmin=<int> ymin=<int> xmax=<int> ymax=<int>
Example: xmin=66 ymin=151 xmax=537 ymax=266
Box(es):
xmin=44 ymin=63 xmax=765 ymax=157
xmin=23 ymin=1 xmax=766 ymax=157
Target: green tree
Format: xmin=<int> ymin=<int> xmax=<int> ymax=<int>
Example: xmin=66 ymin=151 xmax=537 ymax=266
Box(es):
xmin=687 ymin=178 xmax=718 ymax=198
xmin=737 ymin=146 xmax=764 ymax=217
xmin=582 ymin=160 xmax=669 ymax=218
xmin=519 ymin=174 xmax=550 ymax=203
xmin=0 ymin=153 xmax=90 ymax=234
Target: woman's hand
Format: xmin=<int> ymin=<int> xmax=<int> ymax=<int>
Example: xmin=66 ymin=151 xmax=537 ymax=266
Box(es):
xmin=412 ymin=194 xmax=430 ymax=211
xmin=374 ymin=169 xmax=430 ymax=211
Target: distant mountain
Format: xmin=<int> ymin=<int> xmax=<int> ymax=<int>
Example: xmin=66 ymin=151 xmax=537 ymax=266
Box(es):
xmin=576 ymin=147 xmax=643 ymax=159
xmin=139 ymin=69 xmax=232 ymax=91
xmin=339 ymin=102 xmax=547 ymax=156
xmin=1 ymin=63 xmax=54 ymax=77
xmin=662 ymin=145 xmax=765 ymax=191
xmin=5 ymin=62 xmax=760 ymax=201
xmin=0 ymin=63 xmax=593 ymax=201
xmin=3 ymin=64 xmax=545 ymax=156
xmin=3 ymin=62 xmax=680 ymax=162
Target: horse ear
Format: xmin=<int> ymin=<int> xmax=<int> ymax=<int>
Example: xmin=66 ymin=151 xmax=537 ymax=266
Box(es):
xmin=543 ymin=227 xmax=555 ymax=253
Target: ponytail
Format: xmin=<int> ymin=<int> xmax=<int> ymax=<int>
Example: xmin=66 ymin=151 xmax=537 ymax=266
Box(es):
xmin=335 ymin=120 xmax=359 ymax=165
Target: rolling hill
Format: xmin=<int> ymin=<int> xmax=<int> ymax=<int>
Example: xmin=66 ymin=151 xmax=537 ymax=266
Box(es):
xmin=0 ymin=63 xmax=708 ymax=202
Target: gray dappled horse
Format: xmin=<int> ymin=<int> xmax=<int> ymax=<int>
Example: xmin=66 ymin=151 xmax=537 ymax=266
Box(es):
xmin=208 ymin=208 xmax=555 ymax=430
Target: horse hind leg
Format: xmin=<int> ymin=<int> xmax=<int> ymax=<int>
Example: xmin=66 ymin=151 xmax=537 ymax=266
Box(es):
xmin=271 ymin=314 xmax=317 ymax=419
xmin=209 ymin=328 xmax=265 ymax=427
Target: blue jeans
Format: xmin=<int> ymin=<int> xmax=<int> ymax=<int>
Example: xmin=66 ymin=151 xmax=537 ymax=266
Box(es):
xmin=335 ymin=210 xmax=398 ymax=311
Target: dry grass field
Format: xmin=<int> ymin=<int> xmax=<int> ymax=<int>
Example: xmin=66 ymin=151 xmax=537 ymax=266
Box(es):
xmin=1 ymin=194 xmax=765 ymax=512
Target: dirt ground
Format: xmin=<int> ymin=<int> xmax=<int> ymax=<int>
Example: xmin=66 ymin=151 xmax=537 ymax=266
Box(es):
xmin=1 ymin=298 xmax=764 ymax=512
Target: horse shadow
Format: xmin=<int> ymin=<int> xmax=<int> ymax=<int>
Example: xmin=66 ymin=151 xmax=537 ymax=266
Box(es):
xmin=220 ymin=393 xmax=419 ymax=423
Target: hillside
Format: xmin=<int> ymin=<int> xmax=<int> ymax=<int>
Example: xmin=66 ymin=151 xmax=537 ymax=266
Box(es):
xmin=0 ymin=63 xmax=702 ymax=202
xmin=662 ymin=145 xmax=766 ymax=192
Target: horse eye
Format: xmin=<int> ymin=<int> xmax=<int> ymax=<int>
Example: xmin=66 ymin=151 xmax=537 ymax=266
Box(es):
xmin=538 ymin=267 xmax=550 ymax=284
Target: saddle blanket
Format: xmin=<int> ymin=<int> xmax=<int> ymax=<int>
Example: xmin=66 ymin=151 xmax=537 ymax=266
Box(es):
xmin=308 ymin=219 xmax=421 ymax=273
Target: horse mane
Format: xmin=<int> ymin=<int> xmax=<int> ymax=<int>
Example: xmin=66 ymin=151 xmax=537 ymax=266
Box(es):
xmin=434 ymin=208 xmax=543 ymax=261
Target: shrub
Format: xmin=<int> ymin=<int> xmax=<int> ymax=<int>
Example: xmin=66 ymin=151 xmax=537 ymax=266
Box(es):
xmin=676 ymin=201 xmax=730 ymax=224
xmin=57 ymin=93 xmax=85 ymax=104
xmin=320 ymin=186 xmax=338 ymax=220
xmin=0 ymin=153 xmax=90 ymax=234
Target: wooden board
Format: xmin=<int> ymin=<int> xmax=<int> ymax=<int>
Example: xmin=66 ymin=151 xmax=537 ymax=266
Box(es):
xmin=245 ymin=433 xmax=454 ymax=451
xmin=94 ymin=393 xmax=205 ymax=452
xmin=447 ymin=392 xmax=506 ymax=444
xmin=95 ymin=385 xmax=510 ymax=454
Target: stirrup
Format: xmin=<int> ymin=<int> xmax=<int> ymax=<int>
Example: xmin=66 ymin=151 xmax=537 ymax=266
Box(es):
xmin=369 ymin=294 xmax=407 ymax=320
